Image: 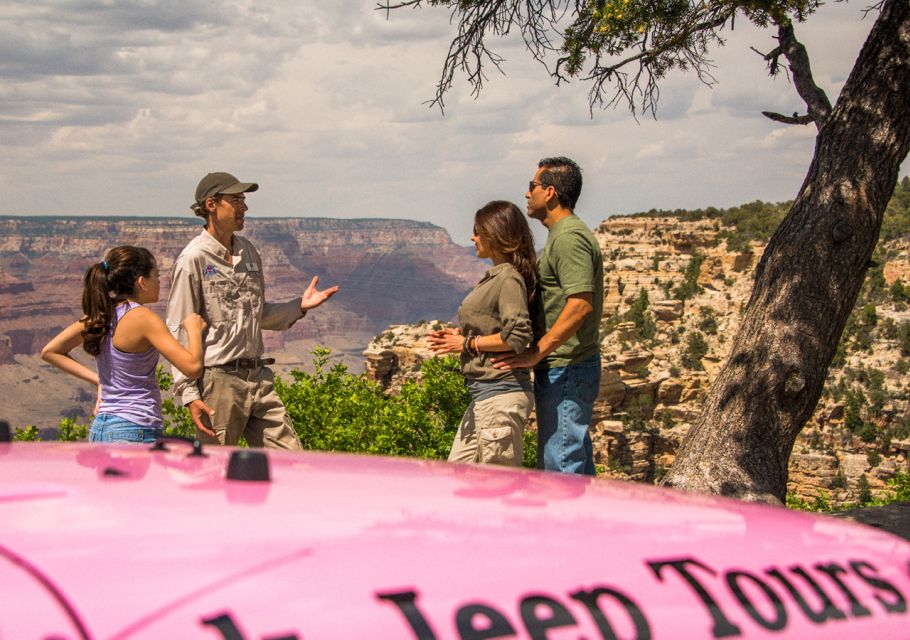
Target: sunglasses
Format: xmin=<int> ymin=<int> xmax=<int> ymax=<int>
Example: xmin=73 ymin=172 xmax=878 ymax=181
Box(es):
xmin=529 ymin=181 xmax=554 ymax=193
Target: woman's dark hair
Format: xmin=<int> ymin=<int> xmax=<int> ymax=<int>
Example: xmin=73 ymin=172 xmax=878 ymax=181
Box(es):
xmin=81 ymin=246 xmax=156 ymax=356
xmin=474 ymin=201 xmax=538 ymax=302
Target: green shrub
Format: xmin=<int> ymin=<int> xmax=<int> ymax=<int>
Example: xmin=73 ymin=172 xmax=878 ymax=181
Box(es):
xmin=857 ymin=474 xmax=873 ymax=505
xmin=673 ymin=252 xmax=705 ymax=301
xmin=696 ymin=306 xmax=718 ymax=335
xmin=522 ymin=429 xmax=538 ymax=469
xmin=13 ymin=425 xmax=40 ymax=441
xmin=157 ymin=366 xmax=195 ymax=438
xmin=276 ymin=348 xmax=466 ymax=459
xmin=787 ymin=490 xmax=833 ymax=512
xmin=844 ymin=390 xmax=865 ymax=433
xmin=13 ymin=420 xmax=88 ymax=442
xmin=275 ymin=348 xmax=543 ymax=468
xmin=884 ymin=471 xmax=910 ymax=502
xmin=625 ymin=289 xmax=656 ymax=342
xmin=56 ymin=418 xmax=89 ymax=441
xmin=899 ymin=322 xmax=910 ymax=356
xmin=682 ymin=331 xmax=709 ymax=370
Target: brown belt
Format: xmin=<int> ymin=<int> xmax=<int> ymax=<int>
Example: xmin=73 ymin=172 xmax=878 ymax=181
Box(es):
xmin=213 ymin=357 xmax=275 ymax=372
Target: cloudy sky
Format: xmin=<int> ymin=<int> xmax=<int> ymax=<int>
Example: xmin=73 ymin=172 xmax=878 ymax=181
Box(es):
xmin=0 ymin=1 xmax=899 ymax=246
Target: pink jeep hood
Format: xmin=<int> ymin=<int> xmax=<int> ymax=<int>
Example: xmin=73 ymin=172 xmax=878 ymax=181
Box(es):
xmin=1 ymin=440 xmax=908 ymax=639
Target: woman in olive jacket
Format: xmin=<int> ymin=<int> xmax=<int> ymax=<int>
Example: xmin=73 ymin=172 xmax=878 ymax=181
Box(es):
xmin=428 ymin=201 xmax=537 ymax=466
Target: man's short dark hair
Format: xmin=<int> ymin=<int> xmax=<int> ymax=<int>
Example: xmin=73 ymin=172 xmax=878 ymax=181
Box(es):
xmin=538 ymin=156 xmax=583 ymax=210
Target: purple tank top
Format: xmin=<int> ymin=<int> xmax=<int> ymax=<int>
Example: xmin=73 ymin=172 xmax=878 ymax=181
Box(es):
xmin=96 ymin=301 xmax=163 ymax=428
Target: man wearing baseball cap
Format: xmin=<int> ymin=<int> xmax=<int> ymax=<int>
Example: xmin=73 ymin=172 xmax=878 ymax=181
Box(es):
xmin=165 ymin=172 xmax=339 ymax=449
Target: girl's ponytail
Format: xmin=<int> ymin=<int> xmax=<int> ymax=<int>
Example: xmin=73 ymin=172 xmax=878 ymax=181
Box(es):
xmin=80 ymin=246 xmax=155 ymax=356
xmin=80 ymin=262 xmax=114 ymax=356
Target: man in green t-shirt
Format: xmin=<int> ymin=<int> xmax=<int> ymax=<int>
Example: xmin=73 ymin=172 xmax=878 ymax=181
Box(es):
xmin=493 ymin=157 xmax=603 ymax=474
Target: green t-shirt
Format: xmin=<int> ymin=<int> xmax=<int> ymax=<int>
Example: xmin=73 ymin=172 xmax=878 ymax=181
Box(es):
xmin=533 ymin=214 xmax=604 ymax=368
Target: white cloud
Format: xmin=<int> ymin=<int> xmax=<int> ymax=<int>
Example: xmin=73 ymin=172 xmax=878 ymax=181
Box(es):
xmin=0 ymin=0 xmax=903 ymax=247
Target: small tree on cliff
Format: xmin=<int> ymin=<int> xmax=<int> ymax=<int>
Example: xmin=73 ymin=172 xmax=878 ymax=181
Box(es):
xmin=380 ymin=0 xmax=910 ymax=503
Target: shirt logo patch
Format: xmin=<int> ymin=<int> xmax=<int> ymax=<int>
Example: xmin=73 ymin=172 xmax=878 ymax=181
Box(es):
xmin=203 ymin=264 xmax=218 ymax=278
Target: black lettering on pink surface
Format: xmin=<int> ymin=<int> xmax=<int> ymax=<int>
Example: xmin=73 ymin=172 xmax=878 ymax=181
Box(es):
xmin=850 ymin=561 xmax=908 ymax=614
xmin=724 ymin=571 xmax=787 ymax=631
xmin=376 ymin=590 xmax=438 ymax=639
xmin=570 ymin=586 xmax=652 ymax=640
xmin=201 ymin=613 xmax=246 ymax=640
xmin=519 ymin=595 xmax=576 ymax=639
xmin=648 ymin=557 xmax=741 ymax=638
xmin=814 ymin=562 xmax=873 ymax=618
xmin=199 ymin=612 xmax=300 ymax=640
xmin=455 ymin=603 xmax=517 ymax=640
xmin=765 ymin=567 xmax=847 ymax=624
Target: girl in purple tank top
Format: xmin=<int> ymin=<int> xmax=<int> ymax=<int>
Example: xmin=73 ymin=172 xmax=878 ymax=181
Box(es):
xmin=42 ymin=246 xmax=207 ymax=443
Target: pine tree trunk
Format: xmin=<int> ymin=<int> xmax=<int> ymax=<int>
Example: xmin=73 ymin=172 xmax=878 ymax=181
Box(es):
xmin=661 ymin=0 xmax=910 ymax=503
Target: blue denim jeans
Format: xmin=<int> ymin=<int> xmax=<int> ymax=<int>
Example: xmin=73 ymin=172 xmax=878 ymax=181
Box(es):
xmin=534 ymin=354 xmax=601 ymax=475
xmin=90 ymin=414 xmax=161 ymax=444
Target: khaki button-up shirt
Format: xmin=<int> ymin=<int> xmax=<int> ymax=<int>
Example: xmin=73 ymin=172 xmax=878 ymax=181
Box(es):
xmin=165 ymin=230 xmax=303 ymax=405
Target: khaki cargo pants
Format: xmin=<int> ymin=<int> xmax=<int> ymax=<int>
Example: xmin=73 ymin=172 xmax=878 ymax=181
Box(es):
xmin=195 ymin=366 xmax=302 ymax=450
xmin=448 ymin=390 xmax=533 ymax=467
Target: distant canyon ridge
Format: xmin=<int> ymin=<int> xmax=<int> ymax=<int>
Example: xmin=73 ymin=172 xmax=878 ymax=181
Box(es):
xmin=0 ymin=216 xmax=487 ymax=428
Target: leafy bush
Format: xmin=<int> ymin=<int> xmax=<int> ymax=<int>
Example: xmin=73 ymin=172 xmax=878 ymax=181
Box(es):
xmin=696 ymin=306 xmax=718 ymax=335
xmin=899 ymin=322 xmax=910 ymax=356
xmin=857 ymin=474 xmax=873 ymax=505
xmin=157 ymin=366 xmax=195 ymax=438
xmin=844 ymin=389 xmax=865 ymax=433
xmin=13 ymin=419 xmax=88 ymax=442
xmin=786 ymin=490 xmax=832 ymax=512
xmin=12 ymin=425 xmax=40 ymax=441
xmin=625 ymin=289 xmax=656 ymax=342
xmin=56 ymin=418 xmax=89 ymax=441
xmin=277 ymin=348 xmax=540 ymax=468
xmin=672 ymin=252 xmax=704 ymax=301
xmin=276 ymin=348 xmax=467 ymax=459
xmin=887 ymin=471 xmax=910 ymax=502
xmin=681 ymin=331 xmax=709 ymax=370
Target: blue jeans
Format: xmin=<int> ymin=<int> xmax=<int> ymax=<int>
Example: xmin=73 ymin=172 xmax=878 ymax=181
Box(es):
xmin=535 ymin=355 xmax=601 ymax=475
xmin=90 ymin=414 xmax=161 ymax=444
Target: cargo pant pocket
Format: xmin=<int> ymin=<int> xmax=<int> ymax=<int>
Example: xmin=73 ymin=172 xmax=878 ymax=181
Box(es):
xmin=478 ymin=425 xmax=517 ymax=466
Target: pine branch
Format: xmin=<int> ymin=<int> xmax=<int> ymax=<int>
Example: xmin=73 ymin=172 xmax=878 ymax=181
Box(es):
xmin=762 ymin=111 xmax=814 ymax=125
xmin=775 ymin=21 xmax=832 ymax=129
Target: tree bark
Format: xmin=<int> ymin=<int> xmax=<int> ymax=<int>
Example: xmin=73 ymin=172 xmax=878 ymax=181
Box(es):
xmin=662 ymin=0 xmax=910 ymax=504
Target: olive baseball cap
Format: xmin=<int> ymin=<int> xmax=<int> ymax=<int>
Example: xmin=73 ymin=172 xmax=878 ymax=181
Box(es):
xmin=193 ymin=172 xmax=259 ymax=206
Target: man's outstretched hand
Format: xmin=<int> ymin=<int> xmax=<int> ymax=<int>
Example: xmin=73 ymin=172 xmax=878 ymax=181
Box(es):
xmin=301 ymin=276 xmax=340 ymax=312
